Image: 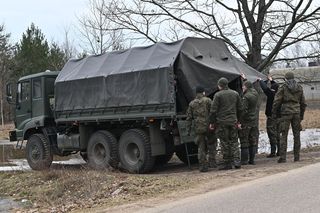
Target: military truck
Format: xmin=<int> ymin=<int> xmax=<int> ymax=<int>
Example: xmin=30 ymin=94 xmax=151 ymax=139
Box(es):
xmin=7 ymin=37 xmax=264 ymax=173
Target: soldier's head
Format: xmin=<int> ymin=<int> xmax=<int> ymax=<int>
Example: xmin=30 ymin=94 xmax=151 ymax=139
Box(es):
xmin=217 ymin=77 xmax=228 ymax=90
xmin=284 ymin=71 xmax=294 ymax=80
xmin=242 ymin=80 xmax=252 ymax=92
xmin=196 ymin=86 xmax=205 ymax=95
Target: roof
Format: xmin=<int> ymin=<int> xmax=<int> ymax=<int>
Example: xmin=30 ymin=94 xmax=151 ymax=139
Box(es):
xmin=54 ymin=37 xmax=265 ymax=112
xmin=19 ymin=71 xmax=59 ymax=82
xmin=57 ymin=37 xmax=265 ymax=83
xmin=270 ymin=66 xmax=320 ymax=83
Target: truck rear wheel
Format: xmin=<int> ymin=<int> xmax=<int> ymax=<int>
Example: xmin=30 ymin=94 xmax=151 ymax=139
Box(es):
xmin=26 ymin=134 xmax=53 ymax=170
xmin=118 ymin=129 xmax=155 ymax=173
xmin=175 ymin=143 xmax=198 ymax=165
xmin=87 ymin=130 xmax=119 ymax=169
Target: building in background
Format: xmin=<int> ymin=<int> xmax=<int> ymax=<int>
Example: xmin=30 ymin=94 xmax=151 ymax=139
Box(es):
xmin=270 ymin=65 xmax=320 ymax=101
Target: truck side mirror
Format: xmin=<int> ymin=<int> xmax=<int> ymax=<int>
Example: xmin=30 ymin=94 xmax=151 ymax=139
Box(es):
xmin=6 ymin=83 xmax=15 ymax=104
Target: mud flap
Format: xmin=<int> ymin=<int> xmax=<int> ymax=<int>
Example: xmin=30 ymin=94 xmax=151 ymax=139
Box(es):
xmin=149 ymin=122 xmax=166 ymax=156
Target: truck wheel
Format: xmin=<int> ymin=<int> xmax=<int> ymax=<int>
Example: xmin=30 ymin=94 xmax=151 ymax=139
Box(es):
xmin=26 ymin=134 xmax=53 ymax=170
xmin=175 ymin=143 xmax=198 ymax=165
xmin=87 ymin=131 xmax=119 ymax=169
xmin=118 ymin=129 xmax=155 ymax=173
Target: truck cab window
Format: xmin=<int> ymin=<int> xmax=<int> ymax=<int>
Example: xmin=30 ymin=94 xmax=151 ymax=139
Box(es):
xmin=33 ymin=79 xmax=42 ymax=99
xmin=18 ymin=81 xmax=30 ymax=103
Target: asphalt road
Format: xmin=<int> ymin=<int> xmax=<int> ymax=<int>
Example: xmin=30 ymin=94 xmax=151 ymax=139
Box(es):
xmin=137 ymin=162 xmax=320 ymax=213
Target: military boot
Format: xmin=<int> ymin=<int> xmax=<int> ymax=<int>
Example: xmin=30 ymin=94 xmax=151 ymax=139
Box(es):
xmin=267 ymin=144 xmax=276 ymax=158
xmin=234 ymin=160 xmax=241 ymax=169
xmin=209 ymin=159 xmax=217 ymax=168
xmin=199 ymin=163 xmax=208 ymax=172
xmin=241 ymin=148 xmax=249 ymax=165
xmin=278 ymin=158 xmax=286 ymax=163
xmin=248 ymin=146 xmax=256 ymax=165
xmin=276 ymin=142 xmax=280 ymax=156
xmin=219 ymin=162 xmax=232 ymax=170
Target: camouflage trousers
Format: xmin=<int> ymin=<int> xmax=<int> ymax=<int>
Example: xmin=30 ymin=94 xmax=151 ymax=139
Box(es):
xmin=266 ymin=117 xmax=280 ymax=154
xmin=239 ymin=124 xmax=257 ymax=149
xmin=216 ymin=124 xmax=240 ymax=165
xmin=195 ymin=132 xmax=217 ymax=167
xmin=279 ymin=114 xmax=301 ymax=160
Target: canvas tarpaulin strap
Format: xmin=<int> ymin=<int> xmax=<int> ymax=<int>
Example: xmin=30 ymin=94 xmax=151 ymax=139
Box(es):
xmin=55 ymin=37 xmax=265 ymax=112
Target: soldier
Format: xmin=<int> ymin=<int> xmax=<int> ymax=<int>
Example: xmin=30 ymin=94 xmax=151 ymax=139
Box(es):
xmin=186 ymin=86 xmax=217 ymax=172
xmin=272 ymin=71 xmax=306 ymax=163
xmin=239 ymin=80 xmax=259 ymax=165
xmin=258 ymin=75 xmax=280 ymax=157
xmin=210 ymin=78 xmax=242 ymax=170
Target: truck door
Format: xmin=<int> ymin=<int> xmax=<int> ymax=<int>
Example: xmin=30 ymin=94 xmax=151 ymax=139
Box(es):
xmin=16 ymin=80 xmax=32 ymax=135
xmin=32 ymin=78 xmax=44 ymax=117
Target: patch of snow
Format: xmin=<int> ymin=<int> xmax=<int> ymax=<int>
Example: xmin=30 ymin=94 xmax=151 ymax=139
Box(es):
xmin=258 ymin=128 xmax=320 ymax=154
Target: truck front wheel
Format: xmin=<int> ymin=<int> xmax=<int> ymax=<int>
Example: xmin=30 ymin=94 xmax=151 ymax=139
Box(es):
xmin=26 ymin=134 xmax=53 ymax=170
xmin=87 ymin=130 xmax=119 ymax=169
xmin=118 ymin=129 xmax=155 ymax=173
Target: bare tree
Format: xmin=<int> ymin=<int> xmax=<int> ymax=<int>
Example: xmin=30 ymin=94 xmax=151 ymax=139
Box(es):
xmin=97 ymin=0 xmax=320 ymax=71
xmin=0 ymin=24 xmax=14 ymax=126
xmin=78 ymin=0 xmax=126 ymax=54
xmin=62 ymin=27 xmax=78 ymax=60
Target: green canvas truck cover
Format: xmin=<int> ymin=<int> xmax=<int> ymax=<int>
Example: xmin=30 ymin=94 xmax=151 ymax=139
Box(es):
xmin=55 ymin=37 xmax=265 ymax=113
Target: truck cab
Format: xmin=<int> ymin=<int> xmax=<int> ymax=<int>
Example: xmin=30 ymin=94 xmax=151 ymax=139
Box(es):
xmin=7 ymin=71 xmax=59 ymax=142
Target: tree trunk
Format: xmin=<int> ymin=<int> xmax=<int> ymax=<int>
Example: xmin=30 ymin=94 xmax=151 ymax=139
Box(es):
xmin=1 ymin=98 xmax=4 ymax=127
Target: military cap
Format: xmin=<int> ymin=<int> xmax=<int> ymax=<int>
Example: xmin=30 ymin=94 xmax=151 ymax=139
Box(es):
xmin=285 ymin=71 xmax=294 ymax=80
xmin=243 ymin=80 xmax=253 ymax=89
xmin=196 ymin=86 xmax=205 ymax=93
xmin=218 ymin=77 xmax=228 ymax=88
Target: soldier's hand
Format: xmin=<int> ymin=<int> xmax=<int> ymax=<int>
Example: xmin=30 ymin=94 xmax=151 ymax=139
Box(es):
xmin=240 ymin=73 xmax=246 ymax=80
xmin=209 ymin=124 xmax=215 ymax=131
xmin=235 ymin=122 xmax=242 ymax=129
xmin=268 ymin=75 xmax=273 ymax=81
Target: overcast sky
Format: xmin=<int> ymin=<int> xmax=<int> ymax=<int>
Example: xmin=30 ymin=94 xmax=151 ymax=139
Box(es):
xmin=0 ymin=0 xmax=88 ymax=44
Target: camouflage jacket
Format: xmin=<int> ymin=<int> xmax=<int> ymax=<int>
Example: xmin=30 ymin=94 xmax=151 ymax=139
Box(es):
xmin=241 ymin=88 xmax=259 ymax=126
xmin=210 ymin=88 xmax=242 ymax=125
xmin=186 ymin=94 xmax=212 ymax=134
xmin=272 ymin=80 xmax=306 ymax=118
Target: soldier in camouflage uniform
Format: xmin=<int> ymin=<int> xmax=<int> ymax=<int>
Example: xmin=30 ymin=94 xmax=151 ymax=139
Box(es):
xmin=186 ymin=86 xmax=217 ymax=172
xmin=210 ymin=78 xmax=242 ymax=170
xmin=239 ymin=80 xmax=259 ymax=165
xmin=272 ymin=71 xmax=306 ymax=163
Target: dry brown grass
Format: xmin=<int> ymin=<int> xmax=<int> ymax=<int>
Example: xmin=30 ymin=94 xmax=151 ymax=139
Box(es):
xmin=259 ymin=109 xmax=320 ymax=130
xmin=0 ymin=169 xmax=194 ymax=212
xmin=0 ymin=124 xmax=14 ymax=140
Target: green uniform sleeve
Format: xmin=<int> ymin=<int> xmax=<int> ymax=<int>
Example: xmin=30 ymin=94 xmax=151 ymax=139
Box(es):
xmin=210 ymin=95 xmax=219 ymax=124
xmin=272 ymin=86 xmax=284 ymax=117
xmin=236 ymin=94 xmax=243 ymax=122
xmin=300 ymin=90 xmax=307 ymax=120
